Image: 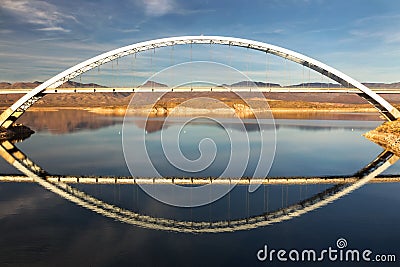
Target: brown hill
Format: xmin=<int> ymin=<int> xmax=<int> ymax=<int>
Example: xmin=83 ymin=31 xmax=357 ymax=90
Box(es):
xmin=0 ymin=81 xmax=37 ymax=89
xmin=2 ymin=81 xmax=400 ymax=111
xmin=0 ymin=81 xmax=106 ymax=89
xmin=363 ymin=82 xmax=400 ymax=89
xmin=2 ymin=91 xmax=400 ymax=110
xmin=58 ymin=81 xmax=106 ymax=88
xmin=2 ymin=80 xmax=400 ymax=89
xmin=139 ymin=81 xmax=168 ymax=87
xmin=0 ymin=82 xmax=11 ymax=89
xmin=231 ymin=81 xmax=400 ymax=89
xmin=230 ymin=81 xmax=281 ymax=87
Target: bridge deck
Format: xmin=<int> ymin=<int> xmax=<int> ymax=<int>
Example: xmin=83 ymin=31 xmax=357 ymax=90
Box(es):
xmin=2 ymin=87 xmax=400 ymax=94
xmin=1 ymin=175 xmax=400 ymax=185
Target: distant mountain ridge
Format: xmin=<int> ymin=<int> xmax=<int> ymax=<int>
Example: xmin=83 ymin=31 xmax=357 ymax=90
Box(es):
xmin=229 ymin=81 xmax=281 ymax=87
xmin=230 ymin=81 xmax=400 ymax=89
xmin=362 ymin=82 xmax=400 ymax=88
xmin=139 ymin=81 xmax=168 ymax=87
xmin=1 ymin=80 xmax=400 ymax=89
xmin=0 ymin=81 xmax=106 ymax=89
xmin=0 ymin=81 xmax=42 ymax=89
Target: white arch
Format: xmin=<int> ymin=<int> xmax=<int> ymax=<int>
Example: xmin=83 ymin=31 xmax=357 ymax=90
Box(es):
xmin=1 ymin=36 xmax=399 ymax=128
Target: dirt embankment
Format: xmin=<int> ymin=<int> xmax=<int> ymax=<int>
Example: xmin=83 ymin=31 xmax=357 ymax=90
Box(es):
xmin=2 ymin=91 xmax=399 ymax=108
xmin=364 ymin=120 xmax=400 ymax=156
xmin=1 ymin=91 xmax=384 ymax=118
xmin=3 ymin=91 xmax=400 ymax=123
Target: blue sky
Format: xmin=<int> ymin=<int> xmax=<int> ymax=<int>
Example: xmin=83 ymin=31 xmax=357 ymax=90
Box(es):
xmin=0 ymin=0 xmax=400 ymax=84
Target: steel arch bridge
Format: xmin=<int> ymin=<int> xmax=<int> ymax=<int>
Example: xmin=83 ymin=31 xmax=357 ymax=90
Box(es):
xmin=1 ymin=35 xmax=399 ymax=128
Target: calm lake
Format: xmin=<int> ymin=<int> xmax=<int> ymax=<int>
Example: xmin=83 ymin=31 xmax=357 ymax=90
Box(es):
xmin=0 ymin=110 xmax=399 ymax=266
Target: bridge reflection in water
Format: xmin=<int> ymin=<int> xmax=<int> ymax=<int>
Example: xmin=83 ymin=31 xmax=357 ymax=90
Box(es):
xmin=0 ymin=138 xmax=398 ymax=233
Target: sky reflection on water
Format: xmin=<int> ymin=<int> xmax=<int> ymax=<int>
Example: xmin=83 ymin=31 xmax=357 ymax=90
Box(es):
xmin=4 ymin=115 xmax=386 ymax=177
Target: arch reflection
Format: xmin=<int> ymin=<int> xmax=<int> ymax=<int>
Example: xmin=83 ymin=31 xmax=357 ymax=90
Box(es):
xmin=0 ymin=140 xmax=398 ymax=233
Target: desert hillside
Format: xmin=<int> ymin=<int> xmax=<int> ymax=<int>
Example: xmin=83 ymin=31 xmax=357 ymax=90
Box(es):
xmin=2 ymin=80 xmax=400 ymax=113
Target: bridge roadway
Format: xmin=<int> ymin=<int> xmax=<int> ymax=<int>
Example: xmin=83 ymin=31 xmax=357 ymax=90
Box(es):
xmin=1 ymin=174 xmax=400 ymax=185
xmin=2 ymin=86 xmax=400 ymax=94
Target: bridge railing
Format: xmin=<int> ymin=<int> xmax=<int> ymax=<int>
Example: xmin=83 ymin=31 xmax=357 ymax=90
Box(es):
xmin=2 ymin=87 xmax=400 ymax=94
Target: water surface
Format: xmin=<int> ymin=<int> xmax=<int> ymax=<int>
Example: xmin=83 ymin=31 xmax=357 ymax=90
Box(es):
xmin=0 ymin=110 xmax=399 ymax=266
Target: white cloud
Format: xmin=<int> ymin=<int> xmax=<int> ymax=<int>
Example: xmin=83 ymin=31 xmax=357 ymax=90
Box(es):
xmin=349 ymin=29 xmax=400 ymax=44
xmin=138 ymin=0 xmax=177 ymax=16
xmin=0 ymin=0 xmax=78 ymax=32
xmin=37 ymin=26 xmax=71 ymax=33
xmin=252 ymin=28 xmax=285 ymax=35
xmin=136 ymin=0 xmax=213 ymax=17
xmin=355 ymin=14 xmax=400 ymax=25
xmin=0 ymin=29 xmax=13 ymax=34
xmin=348 ymin=12 xmax=400 ymax=44
xmin=116 ymin=28 xmax=141 ymax=33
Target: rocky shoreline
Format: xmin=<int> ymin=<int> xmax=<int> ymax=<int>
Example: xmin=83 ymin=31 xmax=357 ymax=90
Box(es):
xmin=364 ymin=120 xmax=400 ymax=156
xmin=0 ymin=124 xmax=35 ymax=141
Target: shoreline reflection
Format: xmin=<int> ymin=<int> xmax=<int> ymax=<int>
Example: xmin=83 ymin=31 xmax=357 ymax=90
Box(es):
xmin=16 ymin=109 xmax=382 ymax=135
